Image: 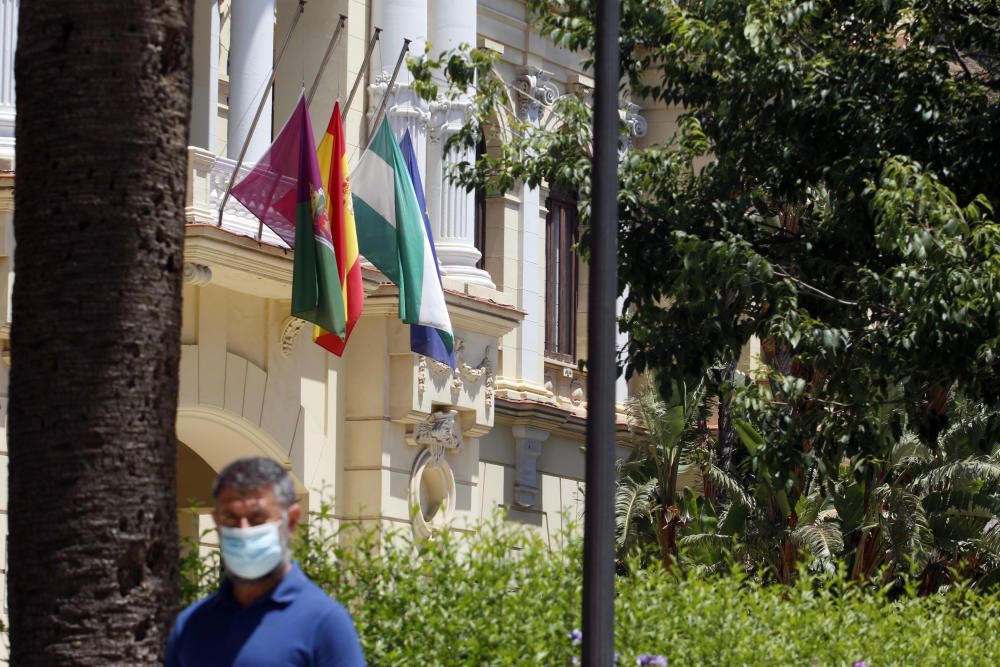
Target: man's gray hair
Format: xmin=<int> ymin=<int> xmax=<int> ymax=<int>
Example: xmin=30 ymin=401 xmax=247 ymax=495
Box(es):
xmin=212 ymin=457 xmax=297 ymax=509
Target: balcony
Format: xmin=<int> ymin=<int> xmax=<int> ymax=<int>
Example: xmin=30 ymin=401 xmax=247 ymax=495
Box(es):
xmin=185 ymin=147 xmax=290 ymax=249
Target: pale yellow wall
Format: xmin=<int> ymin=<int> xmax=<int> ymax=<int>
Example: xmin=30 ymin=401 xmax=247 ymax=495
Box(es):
xmin=176 ymin=281 xmax=343 ymax=517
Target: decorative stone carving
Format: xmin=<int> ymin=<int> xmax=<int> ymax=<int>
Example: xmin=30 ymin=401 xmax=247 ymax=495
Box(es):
xmin=409 ymin=447 xmax=456 ymax=541
xmin=279 ymin=316 xmax=308 ymax=358
xmin=417 ymin=355 xmax=428 ymax=397
xmin=367 ymin=71 xmax=430 ymax=130
xmin=570 ymin=78 xmax=594 ymax=100
xmin=416 ymin=339 xmax=495 ymax=405
xmin=514 ymin=66 xmax=559 ymax=123
xmin=570 ymin=380 xmax=585 ymax=407
xmin=413 ymin=409 xmax=465 ymax=464
xmin=484 ymin=365 xmax=495 ymax=409
xmin=620 ymin=100 xmax=648 ymax=150
xmin=427 ymin=95 xmax=474 ymax=144
xmin=182 ymin=262 xmax=212 ymax=286
xmin=512 ymin=425 xmax=550 ymax=508
xmin=543 ymin=372 xmax=555 ymax=394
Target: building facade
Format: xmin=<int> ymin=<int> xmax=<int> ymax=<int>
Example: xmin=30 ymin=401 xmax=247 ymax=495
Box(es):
xmin=0 ymin=0 xmax=679 ymax=656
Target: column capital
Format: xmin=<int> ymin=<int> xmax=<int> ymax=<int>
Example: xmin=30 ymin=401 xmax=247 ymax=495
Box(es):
xmin=367 ymin=74 xmax=429 ymax=131
xmin=427 ymin=95 xmax=474 ymax=143
xmin=620 ymin=100 xmax=648 ymax=150
xmin=514 ymin=66 xmax=559 ymax=123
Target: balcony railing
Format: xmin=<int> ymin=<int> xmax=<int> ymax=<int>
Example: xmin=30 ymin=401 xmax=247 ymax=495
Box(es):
xmin=185 ymin=147 xmax=289 ymax=249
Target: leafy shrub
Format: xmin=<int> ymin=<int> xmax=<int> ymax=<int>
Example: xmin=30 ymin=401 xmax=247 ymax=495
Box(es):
xmin=180 ymin=507 xmax=1000 ymax=665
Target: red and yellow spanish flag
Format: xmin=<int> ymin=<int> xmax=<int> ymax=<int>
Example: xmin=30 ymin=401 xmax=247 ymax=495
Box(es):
xmin=313 ymin=102 xmax=363 ymax=355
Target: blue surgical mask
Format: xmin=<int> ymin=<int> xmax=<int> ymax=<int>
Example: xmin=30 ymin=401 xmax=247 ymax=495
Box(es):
xmin=218 ymin=519 xmax=287 ymax=581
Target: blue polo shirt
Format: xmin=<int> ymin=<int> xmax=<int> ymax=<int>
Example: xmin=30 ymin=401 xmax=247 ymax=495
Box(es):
xmin=166 ymin=563 xmax=365 ymax=667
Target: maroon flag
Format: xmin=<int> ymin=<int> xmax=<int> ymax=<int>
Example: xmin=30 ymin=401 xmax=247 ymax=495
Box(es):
xmin=231 ymin=92 xmax=346 ymax=337
xmin=232 ymin=94 xmax=315 ymax=248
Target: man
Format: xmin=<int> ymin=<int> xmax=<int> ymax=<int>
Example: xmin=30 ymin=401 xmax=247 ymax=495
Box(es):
xmin=167 ymin=457 xmax=365 ymax=666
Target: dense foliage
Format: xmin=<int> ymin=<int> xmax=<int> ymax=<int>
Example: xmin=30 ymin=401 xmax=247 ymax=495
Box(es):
xmin=180 ymin=511 xmax=1000 ymax=666
xmin=410 ymin=0 xmax=1000 ymax=587
xmin=621 ymin=385 xmax=1000 ymax=588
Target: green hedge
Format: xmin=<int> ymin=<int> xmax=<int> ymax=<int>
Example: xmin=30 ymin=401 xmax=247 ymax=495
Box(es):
xmin=182 ymin=513 xmax=1000 ymax=666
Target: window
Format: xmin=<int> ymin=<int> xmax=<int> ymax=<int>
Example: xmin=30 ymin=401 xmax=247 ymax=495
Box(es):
xmin=545 ymin=190 xmax=578 ymax=360
xmin=474 ymin=137 xmax=487 ymax=271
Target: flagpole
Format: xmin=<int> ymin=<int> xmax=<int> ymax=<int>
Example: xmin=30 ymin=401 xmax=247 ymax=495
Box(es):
xmin=370 ymin=39 xmax=412 ymax=133
xmin=217 ymin=0 xmax=307 ymax=230
xmin=342 ymin=27 xmax=382 ymax=121
xmin=306 ymin=14 xmax=347 ymax=107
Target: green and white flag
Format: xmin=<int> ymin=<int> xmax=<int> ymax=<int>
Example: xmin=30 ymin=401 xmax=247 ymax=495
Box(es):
xmin=351 ymin=118 xmax=454 ymax=352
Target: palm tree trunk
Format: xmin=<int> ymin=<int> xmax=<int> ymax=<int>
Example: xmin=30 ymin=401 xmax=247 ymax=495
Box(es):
xmin=715 ymin=358 xmax=738 ymax=472
xmin=654 ymin=507 xmax=679 ymax=571
xmin=9 ymin=2 xmax=192 ymax=664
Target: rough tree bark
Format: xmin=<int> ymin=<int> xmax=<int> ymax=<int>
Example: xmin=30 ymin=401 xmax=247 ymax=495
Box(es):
xmin=9 ymin=1 xmax=192 ymax=664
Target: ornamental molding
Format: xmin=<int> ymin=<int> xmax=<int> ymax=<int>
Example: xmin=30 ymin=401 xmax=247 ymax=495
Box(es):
xmin=514 ymin=66 xmax=559 ymax=123
xmin=279 ymin=316 xmax=308 ymax=357
xmin=427 ymin=95 xmax=474 ymax=143
xmin=409 ymin=447 xmax=456 ymax=541
xmin=416 ymin=338 xmax=494 ymax=407
xmin=182 ymin=262 xmax=212 ymax=286
xmin=367 ymin=71 xmax=430 ymax=128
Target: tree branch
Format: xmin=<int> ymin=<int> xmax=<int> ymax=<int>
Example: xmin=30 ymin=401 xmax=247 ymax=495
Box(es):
xmin=772 ymin=267 xmax=859 ymax=307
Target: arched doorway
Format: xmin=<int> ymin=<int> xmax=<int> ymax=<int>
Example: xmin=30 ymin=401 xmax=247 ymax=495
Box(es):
xmin=175 ymin=405 xmax=307 ymax=554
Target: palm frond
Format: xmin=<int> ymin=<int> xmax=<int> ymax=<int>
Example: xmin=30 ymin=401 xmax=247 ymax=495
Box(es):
xmin=911 ymin=456 xmax=1000 ymax=495
xmin=615 ymin=477 xmax=657 ymax=552
xmin=791 ymin=520 xmax=844 ymax=574
xmin=679 ymin=532 xmax=733 ymax=549
xmin=704 ymin=464 xmax=756 ymax=511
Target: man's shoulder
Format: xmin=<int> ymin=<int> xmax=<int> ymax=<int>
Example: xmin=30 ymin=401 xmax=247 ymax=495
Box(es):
xmin=289 ymin=571 xmax=348 ymax=615
xmin=286 ymin=572 xmax=358 ymax=634
xmin=173 ymin=591 xmax=224 ymax=632
xmin=291 ymin=578 xmax=365 ymax=664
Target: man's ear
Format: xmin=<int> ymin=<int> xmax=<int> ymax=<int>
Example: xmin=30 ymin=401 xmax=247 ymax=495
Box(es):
xmin=287 ymin=502 xmax=302 ymax=531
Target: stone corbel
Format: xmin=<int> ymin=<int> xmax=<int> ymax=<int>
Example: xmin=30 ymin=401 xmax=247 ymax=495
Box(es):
xmin=514 ymin=66 xmax=559 ymax=124
xmin=182 ymin=262 xmax=212 ymax=286
xmin=512 ymin=425 xmax=550 ymax=508
xmin=279 ymin=316 xmax=308 ymax=358
xmin=568 ymin=74 xmax=594 ymax=101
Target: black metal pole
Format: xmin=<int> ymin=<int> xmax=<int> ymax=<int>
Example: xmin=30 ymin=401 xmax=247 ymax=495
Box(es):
xmin=582 ymin=0 xmax=620 ymax=665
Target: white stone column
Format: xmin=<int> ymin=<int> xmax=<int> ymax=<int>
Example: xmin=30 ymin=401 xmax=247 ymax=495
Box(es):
xmin=190 ymin=0 xmax=219 ymax=152
xmin=0 ymin=0 xmax=17 ymax=160
xmin=368 ymin=0 xmax=428 ymax=176
xmin=227 ymin=0 xmax=275 ymax=161
xmin=424 ymin=1 xmax=492 ymax=287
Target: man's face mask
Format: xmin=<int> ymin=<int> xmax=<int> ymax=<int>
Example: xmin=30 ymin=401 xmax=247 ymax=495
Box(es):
xmin=218 ymin=516 xmax=288 ymax=581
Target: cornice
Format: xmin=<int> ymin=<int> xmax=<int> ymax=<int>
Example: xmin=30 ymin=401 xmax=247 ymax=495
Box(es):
xmin=363 ymin=281 xmax=524 ymax=339
xmin=183 ymin=224 xmax=294 ymax=299
xmin=495 ymin=391 xmax=632 ymax=442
